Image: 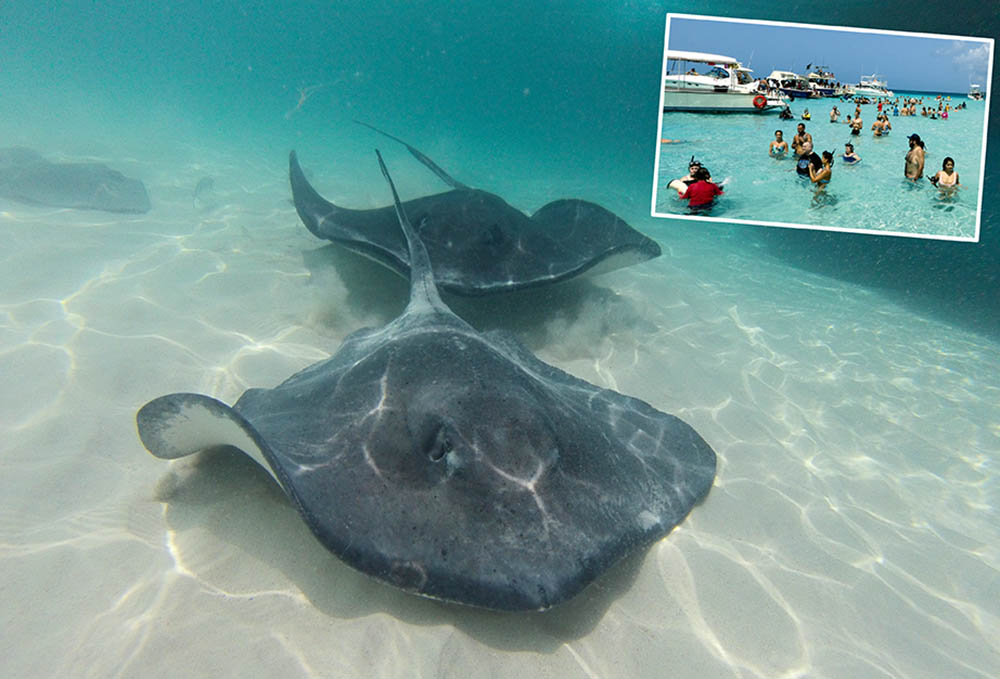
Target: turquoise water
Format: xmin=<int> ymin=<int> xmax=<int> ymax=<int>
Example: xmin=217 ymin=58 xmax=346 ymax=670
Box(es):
xmin=1 ymin=2 xmax=999 ymax=678
xmin=655 ymin=94 xmax=986 ymax=238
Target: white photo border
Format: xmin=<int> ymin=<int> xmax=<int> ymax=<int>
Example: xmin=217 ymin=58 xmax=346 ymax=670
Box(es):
xmin=651 ymin=13 xmax=995 ymax=243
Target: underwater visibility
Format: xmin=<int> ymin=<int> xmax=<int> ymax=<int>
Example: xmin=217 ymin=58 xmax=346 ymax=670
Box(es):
xmin=1 ymin=2 xmax=998 ymax=678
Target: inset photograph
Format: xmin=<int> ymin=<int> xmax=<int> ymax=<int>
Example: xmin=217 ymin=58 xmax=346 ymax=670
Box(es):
xmin=651 ymin=14 xmax=993 ymax=241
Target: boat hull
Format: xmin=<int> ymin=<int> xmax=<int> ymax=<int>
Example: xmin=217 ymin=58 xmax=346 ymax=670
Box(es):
xmin=663 ymin=88 xmax=781 ymax=112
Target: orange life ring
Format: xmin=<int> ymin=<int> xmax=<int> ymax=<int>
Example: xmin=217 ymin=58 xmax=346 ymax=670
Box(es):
xmin=753 ymin=95 xmax=767 ymax=110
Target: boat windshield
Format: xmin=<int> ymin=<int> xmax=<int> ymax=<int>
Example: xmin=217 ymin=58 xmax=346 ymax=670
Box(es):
xmin=705 ymin=66 xmax=730 ymax=79
xmin=735 ymin=70 xmax=754 ymax=85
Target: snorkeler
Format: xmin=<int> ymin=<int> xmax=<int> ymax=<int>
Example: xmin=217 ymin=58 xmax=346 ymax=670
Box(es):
xmin=769 ymin=130 xmax=789 ymax=157
xmin=842 ymin=143 xmax=860 ymax=164
xmin=667 ymin=157 xmax=704 ymax=195
xmin=678 ymin=166 xmax=723 ymax=209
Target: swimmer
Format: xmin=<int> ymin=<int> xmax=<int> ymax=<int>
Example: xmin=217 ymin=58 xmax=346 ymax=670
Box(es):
xmin=829 ymin=106 xmax=840 ymax=123
xmin=850 ymin=115 xmax=863 ymax=135
xmin=928 ymin=157 xmax=960 ymax=191
xmin=769 ymin=130 xmax=789 ymax=157
xmin=842 ymin=143 xmax=860 ymax=164
xmin=802 ymin=108 xmax=811 ymax=120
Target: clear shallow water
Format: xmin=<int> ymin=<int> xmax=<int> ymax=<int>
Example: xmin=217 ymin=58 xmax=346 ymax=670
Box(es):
xmin=655 ymin=94 xmax=986 ymax=238
xmin=1 ymin=2 xmax=999 ymax=678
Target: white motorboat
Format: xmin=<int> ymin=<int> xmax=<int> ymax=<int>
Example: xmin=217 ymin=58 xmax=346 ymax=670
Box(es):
xmin=968 ymin=84 xmax=984 ymax=100
xmin=662 ymin=50 xmax=786 ymax=112
xmin=766 ymin=70 xmax=816 ymax=99
xmin=854 ymin=74 xmax=894 ymax=97
xmin=805 ymin=65 xmax=837 ymax=97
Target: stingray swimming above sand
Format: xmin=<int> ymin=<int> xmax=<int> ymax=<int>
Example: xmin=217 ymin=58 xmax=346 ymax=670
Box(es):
xmin=0 ymin=147 xmax=150 ymax=213
xmin=136 ymin=149 xmax=715 ymax=611
xmin=289 ymin=123 xmax=662 ymax=296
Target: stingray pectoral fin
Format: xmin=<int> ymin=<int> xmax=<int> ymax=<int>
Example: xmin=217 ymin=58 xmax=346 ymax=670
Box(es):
xmin=136 ymin=393 xmax=280 ymax=485
xmin=288 ymin=151 xmax=347 ymax=240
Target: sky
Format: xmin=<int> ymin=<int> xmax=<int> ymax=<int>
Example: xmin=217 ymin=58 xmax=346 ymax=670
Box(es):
xmin=666 ymin=15 xmax=993 ymax=94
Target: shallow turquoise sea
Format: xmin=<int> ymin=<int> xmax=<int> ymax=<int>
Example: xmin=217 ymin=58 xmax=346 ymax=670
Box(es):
xmin=655 ymin=93 xmax=986 ymax=238
xmin=1 ymin=2 xmax=998 ymax=678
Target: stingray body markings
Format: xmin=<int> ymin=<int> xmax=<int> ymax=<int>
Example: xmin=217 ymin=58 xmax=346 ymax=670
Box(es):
xmin=0 ymin=147 xmax=150 ymax=213
xmin=289 ymin=124 xmax=661 ymax=296
xmin=136 ymin=150 xmax=715 ymax=611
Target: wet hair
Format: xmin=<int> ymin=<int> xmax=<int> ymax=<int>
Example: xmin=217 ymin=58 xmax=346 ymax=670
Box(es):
xmin=693 ymin=166 xmax=711 ymax=181
xmin=845 ymin=143 xmax=854 ymax=151
xmin=822 ymin=151 xmax=834 ymax=164
xmin=943 ymin=156 xmax=954 ymax=168
xmin=775 ymin=130 xmax=783 ymax=136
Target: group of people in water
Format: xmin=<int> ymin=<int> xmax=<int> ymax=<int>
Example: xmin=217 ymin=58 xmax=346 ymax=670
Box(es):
xmin=764 ymin=120 xmax=960 ymax=193
xmin=668 ymin=94 xmax=966 ymax=211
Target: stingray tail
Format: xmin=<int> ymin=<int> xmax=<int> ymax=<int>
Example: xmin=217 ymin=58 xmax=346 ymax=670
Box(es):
xmin=289 ymin=150 xmax=342 ymax=239
xmin=374 ymin=149 xmax=448 ymax=314
xmin=356 ymin=121 xmax=469 ymax=190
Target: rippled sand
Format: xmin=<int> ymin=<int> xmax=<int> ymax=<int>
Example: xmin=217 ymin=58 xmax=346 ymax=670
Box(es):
xmin=1 ymin=143 xmax=998 ymax=679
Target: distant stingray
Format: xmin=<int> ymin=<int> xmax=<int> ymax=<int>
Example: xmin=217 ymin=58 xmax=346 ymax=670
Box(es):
xmin=137 ymin=149 xmax=715 ymax=611
xmin=0 ymin=147 xmax=150 ymax=213
xmin=289 ymin=123 xmax=662 ymax=296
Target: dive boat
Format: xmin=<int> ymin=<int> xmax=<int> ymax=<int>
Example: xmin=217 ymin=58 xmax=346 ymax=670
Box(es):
xmin=766 ymin=70 xmax=816 ymax=99
xmin=968 ymin=84 xmax=984 ymax=100
xmin=854 ymin=74 xmax=894 ymax=97
xmin=805 ymin=65 xmax=838 ymax=97
xmin=662 ymin=50 xmax=787 ymax=112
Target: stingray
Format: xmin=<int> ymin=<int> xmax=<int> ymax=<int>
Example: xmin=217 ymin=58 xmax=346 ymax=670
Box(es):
xmin=289 ymin=123 xmax=662 ymax=296
xmin=0 ymin=147 xmax=150 ymax=213
xmin=136 ymin=150 xmax=715 ymax=611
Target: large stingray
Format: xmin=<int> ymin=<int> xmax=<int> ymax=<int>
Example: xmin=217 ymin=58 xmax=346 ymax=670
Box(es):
xmin=0 ymin=147 xmax=150 ymax=213
xmin=136 ymin=150 xmax=715 ymax=611
xmin=289 ymin=124 xmax=662 ymax=296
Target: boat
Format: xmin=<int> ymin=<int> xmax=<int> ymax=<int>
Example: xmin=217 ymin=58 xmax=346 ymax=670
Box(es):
xmin=805 ymin=65 xmax=838 ymax=97
xmin=968 ymin=83 xmax=984 ymax=100
xmin=662 ymin=50 xmax=787 ymax=112
xmin=766 ymin=70 xmax=816 ymax=99
xmin=853 ymin=74 xmax=894 ymax=98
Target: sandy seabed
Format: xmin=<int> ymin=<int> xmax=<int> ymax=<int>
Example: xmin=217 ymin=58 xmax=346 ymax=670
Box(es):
xmin=1 ymin=137 xmax=998 ymax=679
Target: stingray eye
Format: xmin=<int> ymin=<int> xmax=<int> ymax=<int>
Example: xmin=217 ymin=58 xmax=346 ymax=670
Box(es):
xmin=426 ymin=425 xmax=453 ymax=462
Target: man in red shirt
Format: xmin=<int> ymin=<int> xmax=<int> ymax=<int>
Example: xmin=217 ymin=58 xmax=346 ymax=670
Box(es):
xmin=679 ymin=166 xmax=724 ymax=209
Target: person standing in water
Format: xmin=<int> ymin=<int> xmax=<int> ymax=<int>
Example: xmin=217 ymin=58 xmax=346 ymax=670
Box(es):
xmin=928 ymin=157 xmax=960 ymax=192
xmin=830 ymin=106 xmax=840 ymax=122
xmin=905 ymin=134 xmax=926 ymax=180
xmin=842 ymin=143 xmax=860 ymax=164
xmin=792 ymin=123 xmax=813 ymax=155
xmin=808 ymin=151 xmax=833 ymax=188
xmin=769 ymin=130 xmax=789 ymax=156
